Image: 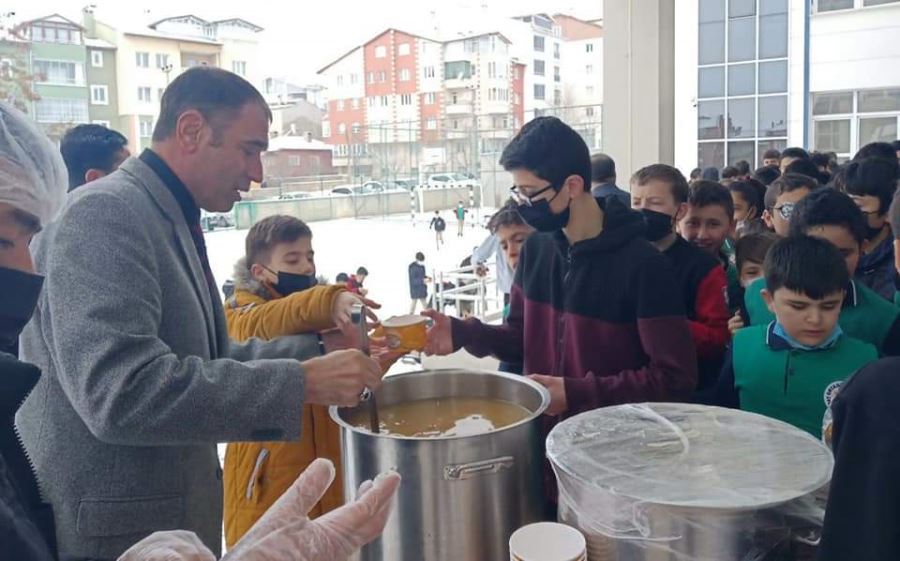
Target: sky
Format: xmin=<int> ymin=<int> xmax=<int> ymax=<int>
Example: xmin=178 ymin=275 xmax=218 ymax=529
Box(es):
xmin=5 ymin=0 xmax=604 ymax=83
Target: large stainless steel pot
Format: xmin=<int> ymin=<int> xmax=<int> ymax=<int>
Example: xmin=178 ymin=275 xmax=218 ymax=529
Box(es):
xmin=330 ymin=369 xmax=550 ymax=561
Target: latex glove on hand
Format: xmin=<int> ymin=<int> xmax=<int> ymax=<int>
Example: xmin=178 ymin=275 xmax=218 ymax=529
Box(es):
xmin=223 ymin=458 xmax=401 ymax=561
xmin=118 ymin=530 xmax=216 ymax=561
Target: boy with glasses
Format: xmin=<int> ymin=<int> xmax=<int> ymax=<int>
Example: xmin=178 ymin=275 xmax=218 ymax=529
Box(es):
xmin=762 ymin=173 xmax=820 ymax=236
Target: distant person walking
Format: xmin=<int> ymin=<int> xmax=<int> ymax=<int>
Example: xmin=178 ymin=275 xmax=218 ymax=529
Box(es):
xmin=408 ymin=252 xmax=430 ymax=314
xmin=455 ymin=201 xmax=468 ymax=236
xmin=429 ymin=210 xmax=446 ymax=250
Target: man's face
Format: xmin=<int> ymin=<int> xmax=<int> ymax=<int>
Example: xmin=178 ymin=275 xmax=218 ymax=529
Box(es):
xmin=763 ymin=157 xmax=779 ymax=167
xmin=497 ymin=223 xmax=534 ymax=270
xmin=763 ymin=287 xmax=844 ymax=347
xmin=849 ymin=194 xmax=887 ymax=234
xmin=768 ymin=188 xmax=811 ymax=236
xmin=0 ymin=202 xmax=40 ymax=273
xmin=679 ymin=203 xmax=733 ymax=256
xmin=252 ymin=237 xmax=315 ymax=285
xmin=511 ymin=169 xmax=571 ymax=216
xmin=731 ymin=191 xmax=758 ymax=223
xmin=805 ymin=225 xmax=861 ymax=277
xmin=190 ymin=103 xmax=268 ymax=212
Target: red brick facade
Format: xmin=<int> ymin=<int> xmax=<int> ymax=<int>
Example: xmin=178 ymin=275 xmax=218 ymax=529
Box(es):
xmin=512 ymin=62 xmax=526 ymax=130
xmin=263 ymin=149 xmax=335 ymax=180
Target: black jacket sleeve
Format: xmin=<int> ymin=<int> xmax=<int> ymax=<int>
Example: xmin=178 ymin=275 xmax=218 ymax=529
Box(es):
xmin=696 ymin=346 xmax=740 ymax=409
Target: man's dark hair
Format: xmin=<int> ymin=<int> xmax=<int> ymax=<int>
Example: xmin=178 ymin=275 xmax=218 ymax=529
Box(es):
xmin=810 ymin=151 xmax=832 ymax=170
xmin=500 ymin=116 xmax=590 ymax=193
xmin=854 ymin=142 xmax=897 ymax=163
xmin=721 ymin=166 xmax=741 ymax=180
xmin=729 ymin=179 xmax=766 ymax=218
xmin=415 ymin=252 xmax=425 ymax=261
xmin=60 ymin=124 xmax=128 ymax=191
xmin=844 ymin=158 xmax=899 ymax=215
xmin=336 ymin=272 xmax=349 ymax=283
xmin=690 ymin=167 xmax=702 ymax=180
xmin=765 ymin=235 xmax=850 ymax=300
xmin=763 ymin=148 xmax=782 ymax=161
xmin=689 ymin=180 xmax=734 ymax=219
xmin=632 ymin=164 xmax=691 ymax=204
xmin=357 ymin=266 xmax=369 ymax=276
xmin=735 ymin=160 xmax=751 ymax=176
xmin=764 ymin=173 xmax=820 ymax=210
xmin=785 ymin=158 xmax=829 ymax=184
xmin=753 ymin=165 xmax=781 ymax=186
xmin=781 ymin=147 xmax=810 ymax=162
xmin=590 ymin=153 xmax=616 ymax=184
xmin=789 ymin=188 xmax=867 ymax=246
xmin=701 ymin=167 xmax=720 ymax=182
xmin=153 ymin=66 xmax=272 ymax=143
xmin=488 ymin=199 xmax=530 ymax=234
xmin=245 ymin=215 xmax=312 ymax=267
xmin=735 ymin=230 xmax=779 ymax=271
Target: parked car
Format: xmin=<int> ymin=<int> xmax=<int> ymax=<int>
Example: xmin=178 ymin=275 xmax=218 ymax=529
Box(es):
xmin=385 ymin=178 xmax=418 ymax=191
xmin=426 ymin=173 xmax=481 ymax=188
xmin=200 ymin=211 xmax=235 ymax=232
xmin=277 ymin=192 xmax=313 ymax=200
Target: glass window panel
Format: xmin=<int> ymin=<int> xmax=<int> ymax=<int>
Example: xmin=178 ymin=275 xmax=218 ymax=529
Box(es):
xmin=699 ymin=66 xmax=725 ymax=98
xmin=759 ymin=14 xmax=788 ymax=59
xmin=728 ymin=63 xmax=755 ymax=96
xmin=817 ymin=0 xmax=854 ymax=11
xmin=728 ymin=141 xmax=756 ymax=166
xmin=699 ymin=22 xmax=726 ymax=64
xmin=730 ymin=0 xmax=756 ymax=17
xmin=863 ymin=0 xmax=900 ymax=6
xmin=759 ymin=60 xmax=788 ymax=94
xmin=759 ymin=95 xmax=788 ymax=137
xmin=814 ymin=120 xmax=851 ymax=154
xmin=699 ymin=100 xmax=726 ymax=139
xmin=728 ymin=97 xmax=755 ymax=138
xmin=728 ymin=17 xmax=756 ymax=62
xmin=700 ymin=0 xmax=726 ymax=22
xmin=858 ymin=89 xmax=900 ymax=113
xmin=757 ymin=139 xmax=787 ymax=166
xmin=699 ymin=142 xmax=725 ymax=169
xmin=761 ymin=0 xmax=788 ymax=14
xmin=859 ymin=117 xmax=898 ymax=145
xmin=812 ymin=92 xmax=852 ymax=115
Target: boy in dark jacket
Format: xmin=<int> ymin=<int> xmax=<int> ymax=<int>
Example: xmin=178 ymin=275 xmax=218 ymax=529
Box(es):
xmin=423 ymin=118 xmax=697 ymax=503
xmin=429 ymin=211 xmax=446 ymax=249
xmin=408 ymin=252 xmax=429 ymax=313
xmin=631 ymin=165 xmax=730 ymax=390
xmin=707 ymin=235 xmax=877 ymax=438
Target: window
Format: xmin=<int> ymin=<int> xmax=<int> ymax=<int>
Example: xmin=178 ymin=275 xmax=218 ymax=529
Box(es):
xmin=0 ymin=58 xmax=12 ymax=79
xmin=350 ymin=73 xmax=358 ymax=84
xmin=586 ymin=85 xmax=595 ymax=96
xmin=585 ymin=64 xmax=594 ymax=74
xmin=817 ymin=0 xmax=853 ymax=11
xmin=813 ymin=89 xmax=900 ymax=158
xmin=289 ymin=155 xmax=301 ymax=166
xmin=554 ymin=89 xmax=562 ymax=105
xmin=586 ymin=43 xmax=594 ymax=53
xmin=90 ymin=85 xmax=108 ymax=105
xmin=135 ymin=52 xmax=149 ymax=68
xmin=138 ymin=87 xmax=152 ymax=102
xmin=759 ymin=61 xmax=787 ymax=94
xmin=92 ymin=120 xmax=110 ymax=127
xmin=400 ymin=94 xmax=412 ymax=105
xmin=812 ymin=92 xmax=853 ymax=115
xmin=864 ymin=0 xmax=900 ymax=5
xmin=534 ymin=84 xmax=546 ymax=100
xmin=452 ymin=120 xmax=459 ymax=129
xmin=728 ymin=63 xmax=755 ymax=96
xmin=33 ymin=60 xmax=83 ymax=85
xmin=815 ymin=120 xmax=851 ymax=153
xmin=139 ymin=119 xmax=154 ymax=138
xmin=400 ymin=68 xmax=410 ymax=81
xmin=534 ymin=60 xmax=545 ymax=76
xmin=554 ymin=66 xmax=561 ymax=82
xmin=337 ymin=99 xmax=345 ymax=111
xmin=337 ymin=75 xmax=344 ymax=86
xmin=859 ymin=88 xmax=900 ymax=112
xmin=533 ymin=35 xmax=545 ymax=52
xmin=380 ymin=96 xmax=389 ymax=106
xmin=158 ymin=88 xmax=165 ymax=102
xmin=338 ymin=123 xmax=347 ymax=134
xmin=728 ymin=98 xmax=756 ymax=138
xmin=232 ymin=60 xmax=247 ymax=76
xmin=398 ymin=43 xmax=410 ymax=56
xmin=699 ymin=66 xmax=725 ymax=98
xmin=759 ymin=13 xmax=787 ymax=59
xmin=375 ymin=45 xmax=387 ymax=58
xmin=758 ymin=95 xmax=788 ymax=137
xmin=860 ymin=117 xmax=898 ymax=145
xmin=586 ymin=107 xmax=595 ymax=117
xmin=699 ymin=100 xmax=726 ymax=139
xmin=91 ymin=50 xmax=104 ymax=67
xmin=426 ymin=118 xmax=437 ymax=130
xmin=322 ymin=122 xmax=331 ymax=137
xmin=34 ymin=98 xmax=88 ymax=123
xmin=488 ymin=62 xmax=496 ymax=78
xmin=379 ymin=71 xmax=386 ymax=83
xmin=425 ymin=92 xmax=436 ymax=104
xmin=352 ymin=98 xmax=360 ymax=109
xmin=352 ymin=122 xmax=361 ymax=134
xmin=155 ymin=54 xmax=168 ymax=69
xmin=728 ymin=17 xmax=756 ymax=62
xmin=444 ymin=61 xmax=473 ymax=80
xmin=554 ymin=43 xmax=560 ymax=59
xmin=368 ymin=72 xmax=374 ymax=84
xmin=452 ymin=93 xmax=458 ymax=104
xmin=424 ymin=66 xmax=436 ymax=79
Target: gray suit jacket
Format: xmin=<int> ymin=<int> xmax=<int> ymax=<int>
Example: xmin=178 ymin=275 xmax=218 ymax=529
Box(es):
xmin=17 ymin=157 xmax=319 ymax=559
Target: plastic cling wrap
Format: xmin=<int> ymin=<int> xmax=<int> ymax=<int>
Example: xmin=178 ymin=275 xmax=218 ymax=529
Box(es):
xmin=546 ymin=404 xmax=833 ymax=561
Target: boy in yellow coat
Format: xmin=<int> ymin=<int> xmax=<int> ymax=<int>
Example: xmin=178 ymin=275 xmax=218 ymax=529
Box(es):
xmin=223 ymin=215 xmax=375 ymax=547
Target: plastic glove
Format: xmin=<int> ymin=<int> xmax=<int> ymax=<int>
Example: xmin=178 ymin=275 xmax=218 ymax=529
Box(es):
xmin=117 ymin=530 xmax=216 ymax=561
xmin=223 ymin=458 xmax=401 ymax=561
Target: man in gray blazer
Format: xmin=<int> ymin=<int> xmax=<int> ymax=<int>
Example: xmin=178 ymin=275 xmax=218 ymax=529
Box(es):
xmin=17 ymin=67 xmax=383 ymax=560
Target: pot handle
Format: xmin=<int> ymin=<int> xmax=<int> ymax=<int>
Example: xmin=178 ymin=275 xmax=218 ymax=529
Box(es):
xmin=444 ymin=456 xmax=514 ymax=480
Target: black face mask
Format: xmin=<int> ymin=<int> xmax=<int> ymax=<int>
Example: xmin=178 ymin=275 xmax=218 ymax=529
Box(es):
xmin=866 ymin=223 xmax=886 ymax=241
xmin=641 ymin=208 xmax=675 ymax=242
xmin=0 ymin=267 xmax=44 ymax=350
xmin=517 ymin=190 xmax=571 ymax=233
xmin=265 ymin=267 xmax=317 ymax=296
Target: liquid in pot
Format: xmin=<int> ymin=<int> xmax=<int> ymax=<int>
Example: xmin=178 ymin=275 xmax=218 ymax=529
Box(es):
xmin=347 ymin=397 xmax=532 ymax=437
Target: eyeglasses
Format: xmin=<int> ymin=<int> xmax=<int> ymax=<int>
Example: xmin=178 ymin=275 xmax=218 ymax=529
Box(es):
xmin=510 ymin=183 xmax=560 ymax=207
xmin=773 ymin=203 xmax=795 ymax=221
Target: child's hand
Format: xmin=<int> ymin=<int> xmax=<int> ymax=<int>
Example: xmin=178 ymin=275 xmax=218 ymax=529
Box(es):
xmin=728 ymin=312 xmax=745 ymax=336
xmin=332 ymin=292 xmax=380 ymax=334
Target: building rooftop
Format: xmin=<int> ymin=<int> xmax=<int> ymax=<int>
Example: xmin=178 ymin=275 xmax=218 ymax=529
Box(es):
xmin=268 ymin=135 xmax=333 ymax=152
xmin=84 ymin=37 xmax=116 ymax=49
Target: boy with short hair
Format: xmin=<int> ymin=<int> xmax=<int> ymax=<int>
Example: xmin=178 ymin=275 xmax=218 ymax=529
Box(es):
xmin=762 ymin=173 xmax=820 ymax=236
xmin=632 ymin=165 xmax=730 ymax=389
xmin=780 ymin=147 xmax=811 ymax=172
xmin=728 ymin=178 xmax=767 ymax=235
xmin=721 ymin=166 xmax=741 ymax=181
xmin=222 ymin=215 xmax=374 ymax=547
xmin=680 ymin=180 xmax=735 ymax=259
xmin=844 ymin=157 xmax=899 ymax=301
xmin=727 ymin=231 xmax=779 ymax=334
xmin=762 ymin=148 xmax=781 ymax=168
xmin=347 ymin=266 xmax=369 ymax=296
xmin=753 ymin=165 xmax=781 ymax=186
xmin=409 ymin=252 xmax=429 ymax=314
xmin=429 ymin=210 xmax=446 ymax=249
xmin=743 ymin=189 xmax=900 ymax=356
xmin=708 ymin=235 xmax=877 ymax=438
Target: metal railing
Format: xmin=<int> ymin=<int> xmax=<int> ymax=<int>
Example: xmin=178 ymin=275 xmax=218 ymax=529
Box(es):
xmin=433 ymin=264 xmax=503 ymax=323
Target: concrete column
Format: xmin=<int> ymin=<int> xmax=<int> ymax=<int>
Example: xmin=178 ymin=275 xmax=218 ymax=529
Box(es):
xmin=602 ymin=0 xmax=676 ymax=180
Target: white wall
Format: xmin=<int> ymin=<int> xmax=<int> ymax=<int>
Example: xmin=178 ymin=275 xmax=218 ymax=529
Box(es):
xmin=787 ymin=0 xmax=808 ymax=148
xmin=323 ymin=47 xmax=365 ymax=101
xmin=419 ymin=39 xmax=443 ymax=93
xmin=673 ymin=0 xmax=700 ymax=174
xmin=221 ymin=38 xmax=262 ymax=89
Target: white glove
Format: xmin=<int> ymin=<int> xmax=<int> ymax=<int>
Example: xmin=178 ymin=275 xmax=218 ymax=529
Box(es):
xmin=223 ymin=458 xmax=401 ymax=561
xmin=117 ymin=530 xmax=216 ymax=561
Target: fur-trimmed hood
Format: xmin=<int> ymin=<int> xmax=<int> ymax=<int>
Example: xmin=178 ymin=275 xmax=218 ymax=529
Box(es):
xmin=230 ymin=256 xmax=271 ymax=300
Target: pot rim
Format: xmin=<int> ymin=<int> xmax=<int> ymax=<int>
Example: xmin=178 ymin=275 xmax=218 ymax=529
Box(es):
xmin=328 ymin=368 xmax=551 ymax=441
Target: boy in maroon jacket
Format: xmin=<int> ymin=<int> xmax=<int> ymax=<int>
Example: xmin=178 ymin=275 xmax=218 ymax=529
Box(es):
xmin=423 ymin=118 xmax=697 ymax=471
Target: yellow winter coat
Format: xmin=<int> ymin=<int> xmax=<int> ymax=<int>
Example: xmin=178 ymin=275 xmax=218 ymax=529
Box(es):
xmin=222 ymin=259 xmax=346 ymax=549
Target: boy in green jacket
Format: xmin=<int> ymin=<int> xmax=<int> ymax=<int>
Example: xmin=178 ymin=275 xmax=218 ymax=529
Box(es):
xmin=709 ymin=235 xmax=878 ymax=438
xmin=743 ymin=189 xmax=900 ymax=356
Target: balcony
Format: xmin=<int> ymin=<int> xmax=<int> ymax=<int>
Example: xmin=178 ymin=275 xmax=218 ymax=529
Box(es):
xmin=445 ymin=103 xmax=474 ymax=115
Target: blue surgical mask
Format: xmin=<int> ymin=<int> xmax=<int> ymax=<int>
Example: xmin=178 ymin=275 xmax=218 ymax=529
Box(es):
xmin=772 ymin=322 xmax=843 ymax=351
